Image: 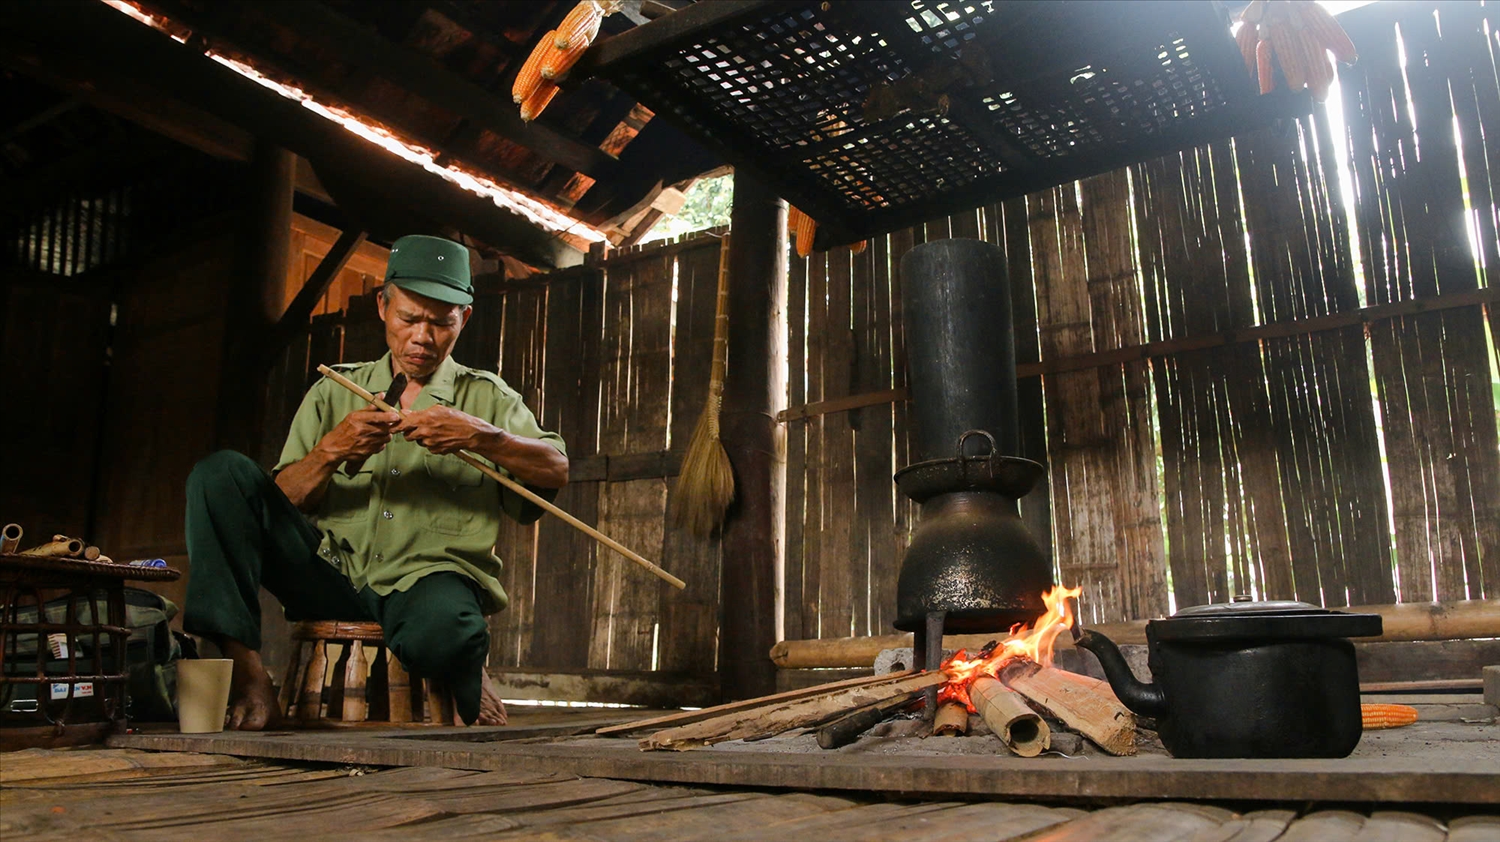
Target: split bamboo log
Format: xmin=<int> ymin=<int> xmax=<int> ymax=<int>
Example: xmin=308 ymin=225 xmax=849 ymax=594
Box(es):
xmin=641 ymin=671 xmax=948 ymax=750
xmin=932 ymin=701 xmax=970 ymax=737
xmin=1002 ymin=661 xmax=1135 ymax=756
xmin=971 ymin=676 xmax=1050 ymax=757
xmin=598 ymin=670 xmax=916 ymax=736
xmin=317 ymin=364 xmax=684 ymax=590
xmin=769 ymin=600 xmax=1500 ymax=668
xmin=1 ymin=523 xmax=21 ymax=555
xmin=21 ymin=538 xmax=85 ymax=558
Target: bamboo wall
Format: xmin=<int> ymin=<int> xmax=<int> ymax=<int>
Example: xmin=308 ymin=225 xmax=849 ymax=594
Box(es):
xmin=784 ymin=0 xmax=1499 ymax=633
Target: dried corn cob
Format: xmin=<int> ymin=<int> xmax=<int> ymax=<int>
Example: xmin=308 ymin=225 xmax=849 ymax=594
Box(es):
xmin=555 ymin=1 xmax=603 ymax=51
xmin=1236 ymin=22 xmax=1260 ymax=74
xmin=1268 ymin=19 xmax=1307 ymax=93
xmin=1302 ymin=28 xmax=1334 ymax=102
xmin=1298 ymin=2 xmax=1357 ymax=63
xmin=1256 ymin=38 xmax=1274 ymax=95
xmin=1361 ymin=703 xmax=1419 ymax=730
xmin=542 ymin=36 xmax=591 ymax=81
xmin=794 ymin=212 xmax=816 ymax=258
xmin=513 ymin=32 xmax=557 ymax=104
xmin=520 ymin=81 xmax=561 ymax=122
xmin=787 ymin=205 xmax=807 ymax=235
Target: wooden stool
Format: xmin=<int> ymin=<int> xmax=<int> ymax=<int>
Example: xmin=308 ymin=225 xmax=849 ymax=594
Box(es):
xmin=278 ymin=621 xmax=453 ymax=725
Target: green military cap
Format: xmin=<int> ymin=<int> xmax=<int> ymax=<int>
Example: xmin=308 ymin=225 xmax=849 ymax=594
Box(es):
xmin=384 ymin=234 xmax=473 ymax=306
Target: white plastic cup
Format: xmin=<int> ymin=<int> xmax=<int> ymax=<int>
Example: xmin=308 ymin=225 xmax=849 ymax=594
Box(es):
xmin=176 ymin=659 xmax=234 ymax=733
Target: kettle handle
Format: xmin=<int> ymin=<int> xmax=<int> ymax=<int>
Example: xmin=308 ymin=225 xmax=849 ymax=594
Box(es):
xmin=1075 ymin=629 xmax=1169 ymax=718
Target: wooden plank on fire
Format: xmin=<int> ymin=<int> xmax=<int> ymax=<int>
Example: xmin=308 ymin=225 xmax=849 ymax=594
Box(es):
xmin=1002 ymin=662 xmax=1136 ymax=756
xmin=640 ymin=671 xmax=948 ymax=751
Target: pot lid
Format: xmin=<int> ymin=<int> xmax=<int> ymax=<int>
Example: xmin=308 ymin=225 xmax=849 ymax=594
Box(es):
xmin=1171 ymin=599 xmax=1325 ymax=617
xmin=1151 ymin=597 xmax=1383 ymax=642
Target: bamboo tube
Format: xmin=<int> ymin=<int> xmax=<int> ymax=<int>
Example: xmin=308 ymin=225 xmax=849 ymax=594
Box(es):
xmin=770 ymin=600 xmax=1500 ymax=668
xmin=972 ymin=676 xmax=1050 ymax=756
xmin=932 ymin=701 xmax=970 ymax=736
xmin=316 ymin=364 xmax=684 ymax=590
xmin=1002 ymin=661 xmax=1135 ymax=756
xmin=1 ymin=523 xmax=21 ymax=555
xmin=21 ymin=538 xmax=85 ymax=558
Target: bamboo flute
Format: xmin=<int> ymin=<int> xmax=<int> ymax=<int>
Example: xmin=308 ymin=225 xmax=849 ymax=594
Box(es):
xmin=1 ymin=523 xmax=21 ymax=555
xmin=22 ymin=538 xmax=85 ymax=558
xmin=316 ymin=364 xmax=685 ymax=590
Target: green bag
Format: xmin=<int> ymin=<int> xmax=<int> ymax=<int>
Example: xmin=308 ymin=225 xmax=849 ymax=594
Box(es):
xmin=1 ymin=587 xmax=188 ymax=721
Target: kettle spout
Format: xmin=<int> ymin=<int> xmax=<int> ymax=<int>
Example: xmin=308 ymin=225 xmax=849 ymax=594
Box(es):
xmin=1075 ymin=629 xmax=1168 ymax=718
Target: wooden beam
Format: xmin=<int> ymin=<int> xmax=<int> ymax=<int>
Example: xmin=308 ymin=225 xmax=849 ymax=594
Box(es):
xmin=771 ymin=600 xmax=1500 ymax=669
xmin=717 ymin=171 xmax=787 ymax=701
xmin=139 ymin=0 xmax=618 ymax=182
xmin=216 ymin=141 xmax=294 ymax=454
xmin=572 ymin=0 xmax=776 ymax=78
xmin=272 ymin=227 xmax=367 ymax=349
xmin=777 ymin=286 xmax=1500 ymax=422
xmin=2 ymin=35 xmax=354 ymax=206
xmin=2 ymin=0 xmax=583 ymax=268
xmin=0 ymin=98 xmax=80 ymax=144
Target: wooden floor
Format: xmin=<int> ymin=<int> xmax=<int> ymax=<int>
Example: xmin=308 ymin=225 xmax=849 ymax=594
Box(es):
xmin=5 ymin=747 xmax=1500 ymax=842
xmin=106 ymin=714 xmax=1500 ymax=806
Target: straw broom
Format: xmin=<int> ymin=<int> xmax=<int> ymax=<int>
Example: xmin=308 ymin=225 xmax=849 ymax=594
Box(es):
xmin=671 ymin=233 xmax=735 ymax=536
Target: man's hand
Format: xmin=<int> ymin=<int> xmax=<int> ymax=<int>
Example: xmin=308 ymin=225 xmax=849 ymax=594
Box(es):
xmin=394 ymin=406 xmax=490 ymax=455
xmin=323 ymin=404 xmax=402 ymax=463
xmin=275 ymin=399 xmax=399 ymax=512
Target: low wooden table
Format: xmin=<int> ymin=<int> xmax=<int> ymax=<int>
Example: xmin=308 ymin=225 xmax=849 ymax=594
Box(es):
xmin=0 ymin=553 xmax=180 ymax=750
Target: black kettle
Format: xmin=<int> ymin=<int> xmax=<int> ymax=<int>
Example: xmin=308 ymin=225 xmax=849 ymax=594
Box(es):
xmin=1074 ymin=599 xmax=1383 ymax=759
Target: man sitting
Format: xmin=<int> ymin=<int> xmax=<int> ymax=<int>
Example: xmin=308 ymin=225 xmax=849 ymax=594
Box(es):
xmin=183 ymin=234 xmax=567 ymax=729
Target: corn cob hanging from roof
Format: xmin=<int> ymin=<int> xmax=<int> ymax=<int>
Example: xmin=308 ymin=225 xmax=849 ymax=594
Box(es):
xmin=1238 ymin=0 xmax=1358 ymax=102
xmin=513 ymin=2 xmax=623 ymax=122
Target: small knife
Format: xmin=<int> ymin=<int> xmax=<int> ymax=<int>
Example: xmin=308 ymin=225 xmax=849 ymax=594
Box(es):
xmin=384 ymin=372 xmax=408 ymax=412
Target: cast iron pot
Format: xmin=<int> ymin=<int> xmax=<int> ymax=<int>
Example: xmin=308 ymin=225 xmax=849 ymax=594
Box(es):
xmin=1074 ymin=599 xmax=1383 ymax=759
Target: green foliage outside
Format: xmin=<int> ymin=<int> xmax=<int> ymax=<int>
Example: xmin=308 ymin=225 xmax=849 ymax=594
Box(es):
xmin=641 ymin=175 xmax=734 ymax=243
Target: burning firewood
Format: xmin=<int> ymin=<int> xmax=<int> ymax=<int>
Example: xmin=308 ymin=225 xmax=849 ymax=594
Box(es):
xmin=641 ymin=671 xmax=948 ymax=750
xmin=1001 ymin=660 xmax=1137 ymax=756
xmin=932 ymin=701 xmax=970 ymax=737
xmin=817 ymin=694 xmax=923 ymax=749
xmin=971 ymin=676 xmax=1050 ymax=757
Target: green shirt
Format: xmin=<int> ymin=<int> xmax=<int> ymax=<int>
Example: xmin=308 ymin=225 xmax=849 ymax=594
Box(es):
xmin=275 ymin=352 xmax=566 ymax=613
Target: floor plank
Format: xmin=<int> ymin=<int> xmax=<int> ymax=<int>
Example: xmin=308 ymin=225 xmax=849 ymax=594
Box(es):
xmin=1352 ymin=811 xmax=1449 ymax=842
xmin=1022 ymin=803 xmax=1235 ymax=842
xmin=1181 ymin=809 xmax=1297 ymax=842
xmin=1448 ymin=816 xmax=1500 ymax=842
xmin=1276 ymin=810 xmax=1367 ymax=842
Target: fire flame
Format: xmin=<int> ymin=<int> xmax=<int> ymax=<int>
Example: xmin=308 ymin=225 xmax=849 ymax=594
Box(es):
xmin=938 ymin=584 xmax=1083 ymax=712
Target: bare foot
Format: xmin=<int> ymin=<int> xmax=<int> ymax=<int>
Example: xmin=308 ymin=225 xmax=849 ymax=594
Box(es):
xmin=215 ymin=637 xmax=282 ymax=731
xmin=454 ymin=670 xmax=507 ymax=726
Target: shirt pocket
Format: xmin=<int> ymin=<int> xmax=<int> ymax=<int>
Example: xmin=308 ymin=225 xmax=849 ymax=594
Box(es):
xmin=320 ymin=464 xmax=374 ymax=524
xmin=423 ymin=453 xmax=491 ymax=535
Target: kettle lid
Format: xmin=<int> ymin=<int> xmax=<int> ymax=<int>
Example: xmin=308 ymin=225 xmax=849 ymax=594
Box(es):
xmin=1152 ymin=596 xmax=1383 ymax=642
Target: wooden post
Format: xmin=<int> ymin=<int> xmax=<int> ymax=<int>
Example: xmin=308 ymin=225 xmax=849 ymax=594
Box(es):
xmin=216 ymin=140 xmax=293 ymax=455
xmin=717 ymin=170 xmax=787 ymax=701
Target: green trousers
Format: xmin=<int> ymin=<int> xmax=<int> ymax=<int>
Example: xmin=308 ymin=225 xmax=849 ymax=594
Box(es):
xmin=182 ymin=451 xmax=488 ymax=724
